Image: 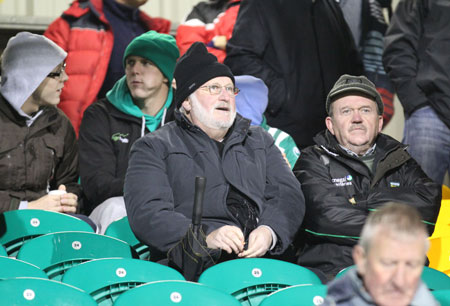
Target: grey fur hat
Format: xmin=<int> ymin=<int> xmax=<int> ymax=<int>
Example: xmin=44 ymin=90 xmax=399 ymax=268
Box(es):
xmin=0 ymin=32 xmax=67 ymax=116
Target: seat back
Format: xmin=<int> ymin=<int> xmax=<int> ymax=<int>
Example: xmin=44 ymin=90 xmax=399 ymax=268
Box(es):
xmin=259 ymin=284 xmax=327 ymax=306
xmin=0 ymin=256 xmax=48 ymax=279
xmin=428 ymin=188 xmax=450 ymax=276
xmin=62 ymin=258 xmax=184 ymax=306
xmin=198 ymin=258 xmax=322 ymax=306
xmin=0 ymin=244 xmax=6 ymax=256
xmin=422 ymin=266 xmax=450 ymax=290
xmin=104 ymin=217 xmax=150 ymax=260
xmin=0 ymin=210 xmax=94 ymax=256
xmin=0 ymin=277 xmax=97 ymax=305
xmin=442 ymin=185 xmax=450 ymax=200
xmin=17 ymin=231 xmax=135 ymax=280
xmin=114 ymin=280 xmax=241 ymax=306
xmin=432 ymin=289 xmax=450 ymax=305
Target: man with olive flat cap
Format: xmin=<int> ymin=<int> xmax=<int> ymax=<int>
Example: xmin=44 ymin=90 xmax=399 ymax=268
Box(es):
xmin=124 ymin=42 xmax=305 ymax=270
xmin=293 ymin=74 xmax=441 ymax=281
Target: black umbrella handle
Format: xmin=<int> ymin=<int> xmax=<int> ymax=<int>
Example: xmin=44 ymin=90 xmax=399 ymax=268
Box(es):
xmin=192 ymin=176 xmax=207 ymax=234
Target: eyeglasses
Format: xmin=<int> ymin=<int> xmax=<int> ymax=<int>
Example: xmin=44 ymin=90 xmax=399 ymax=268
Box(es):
xmin=199 ymin=84 xmax=240 ymax=96
xmin=47 ymin=62 xmax=66 ymax=79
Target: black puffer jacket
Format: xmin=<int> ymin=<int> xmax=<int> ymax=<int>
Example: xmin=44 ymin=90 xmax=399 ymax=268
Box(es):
xmin=124 ymin=110 xmax=305 ymax=254
xmin=293 ymin=130 xmax=441 ymax=278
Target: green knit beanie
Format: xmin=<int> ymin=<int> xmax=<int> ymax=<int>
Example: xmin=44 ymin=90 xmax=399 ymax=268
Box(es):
xmin=123 ymin=30 xmax=179 ymax=82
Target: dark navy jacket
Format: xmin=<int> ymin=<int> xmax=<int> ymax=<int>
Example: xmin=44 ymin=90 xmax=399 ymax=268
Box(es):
xmin=124 ymin=110 xmax=305 ymax=254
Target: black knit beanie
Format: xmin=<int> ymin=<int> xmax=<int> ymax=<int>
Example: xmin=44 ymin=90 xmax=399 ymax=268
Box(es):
xmin=174 ymin=42 xmax=234 ymax=108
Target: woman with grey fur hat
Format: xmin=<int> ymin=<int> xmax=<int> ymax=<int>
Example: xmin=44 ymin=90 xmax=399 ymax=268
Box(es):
xmin=0 ymin=32 xmax=80 ymax=215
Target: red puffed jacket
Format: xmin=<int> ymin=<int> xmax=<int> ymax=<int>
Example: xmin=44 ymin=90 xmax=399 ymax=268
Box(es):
xmin=44 ymin=0 xmax=170 ymax=135
xmin=176 ymin=0 xmax=240 ymax=63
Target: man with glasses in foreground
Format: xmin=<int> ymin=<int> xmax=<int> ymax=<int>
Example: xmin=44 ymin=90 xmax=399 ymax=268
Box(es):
xmin=0 ymin=32 xmax=79 ymax=214
xmin=124 ymin=42 xmax=305 ymax=268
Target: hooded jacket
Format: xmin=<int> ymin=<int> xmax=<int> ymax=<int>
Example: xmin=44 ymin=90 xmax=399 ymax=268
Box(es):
xmin=293 ymin=130 xmax=441 ymax=278
xmin=78 ymin=78 xmax=175 ymax=213
xmin=0 ymin=94 xmax=79 ymax=212
xmin=235 ymin=75 xmax=300 ymax=168
xmin=44 ymin=0 xmax=171 ymax=134
xmin=124 ymin=110 xmax=305 ymax=254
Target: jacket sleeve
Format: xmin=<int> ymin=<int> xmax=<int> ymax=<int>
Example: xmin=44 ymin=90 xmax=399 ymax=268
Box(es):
xmin=0 ymin=193 xmax=20 ymax=213
xmin=124 ymin=136 xmax=191 ymax=252
xmin=51 ymin=115 xmax=81 ymax=197
xmin=224 ymin=0 xmax=286 ymax=108
xmin=294 ymin=148 xmax=367 ymax=242
xmin=367 ymin=158 xmax=441 ymax=235
xmin=382 ymin=0 xmax=429 ymax=115
xmin=258 ymin=132 xmax=305 ymax=254
xmin=78 ymin=105 xmax=124 ymax=207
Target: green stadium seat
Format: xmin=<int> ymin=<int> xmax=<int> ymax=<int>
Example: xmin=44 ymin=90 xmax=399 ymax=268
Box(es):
xmin=432 ymin=289 xmax=450 ymax=305
xmin=104 ymin=217 xmax=150 ymax=260
xmin=16 ymin=231 xmax=136 ymax=280
xmin=335 ymin=265 xmax=450 ymax=290
xmin=0 ymin=277 xmax=97 ymax=305
xmin=422 ymin=266 xmax=450 ymax=291
xmin=0 ymin=244 xmax=6 ymax=256
xmin=114 ymin=280 xmax=241 ymax=306
xmin=0 ymin=210 xmax=94 ymax=257
xmin=259 ymin=284 xmax=327 ymax=306
xmin=0 ymin=256 xmax=48 ymax=279
xmin=62 ymin=258 xmax=184 ymax=305
xmin=198 ymin=258 xmax=322 ymax=306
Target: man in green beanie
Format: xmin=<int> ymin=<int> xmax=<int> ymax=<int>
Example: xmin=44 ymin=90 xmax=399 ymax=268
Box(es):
xmin=78 ymin=31 xmax=179 ymax=234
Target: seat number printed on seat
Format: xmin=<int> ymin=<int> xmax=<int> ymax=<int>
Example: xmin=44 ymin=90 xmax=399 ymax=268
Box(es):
xmin=170 ymin=292 xmax=182 ymax=303
xmin=30 ymin=218 xmax=40 ymax=227
xmin=23 ymin=289 xmax=35 ymax=300
xmin=313 ymin=295 xmax=324 ymax=305
xmin=116 ymin=268 xmax=127 ymax=277
xmin=251 ymin=268 xmax=262 ymax=278
xmin=72 ymin=241 xmax=82 ymax=250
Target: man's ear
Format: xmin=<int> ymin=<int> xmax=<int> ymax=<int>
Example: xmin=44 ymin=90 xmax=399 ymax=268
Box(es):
xmin=325 ymin=116 xmax=335 ymax=135
xmin=182 ymin=98 xmax=192 ymax=112
xmin=378 ymin=115 xmax=383 ymax=132
xmin=353 ymin=245 xmax=366 ymax=276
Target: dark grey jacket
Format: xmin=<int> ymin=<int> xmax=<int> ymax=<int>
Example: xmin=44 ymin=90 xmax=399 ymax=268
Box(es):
xmin=383 ymin=0 xmax=450 ymax=128
xmin=124 ymin=110 xmax=305 ymax=254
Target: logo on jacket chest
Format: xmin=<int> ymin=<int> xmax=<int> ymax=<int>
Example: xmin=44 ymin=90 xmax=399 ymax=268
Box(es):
xmin=332 ymin=175 xmax=353 ymax=187
xmin=111 ymin=133 xmax=129 ymax=143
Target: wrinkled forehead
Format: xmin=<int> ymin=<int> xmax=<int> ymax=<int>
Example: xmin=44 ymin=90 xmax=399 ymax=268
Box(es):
xmin=332 ymin=94 xmax=378 ymax=109
xmin=201 ymin=76 xmax=234 ymax=87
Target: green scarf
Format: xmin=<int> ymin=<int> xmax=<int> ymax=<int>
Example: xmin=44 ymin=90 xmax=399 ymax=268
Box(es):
xmin=107 ymin=76 xmax=173 ymax=132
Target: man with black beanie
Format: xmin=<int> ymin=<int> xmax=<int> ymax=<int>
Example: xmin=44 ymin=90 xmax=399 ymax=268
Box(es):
xmin=124 ymin=42 xmax=305 ymax=272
